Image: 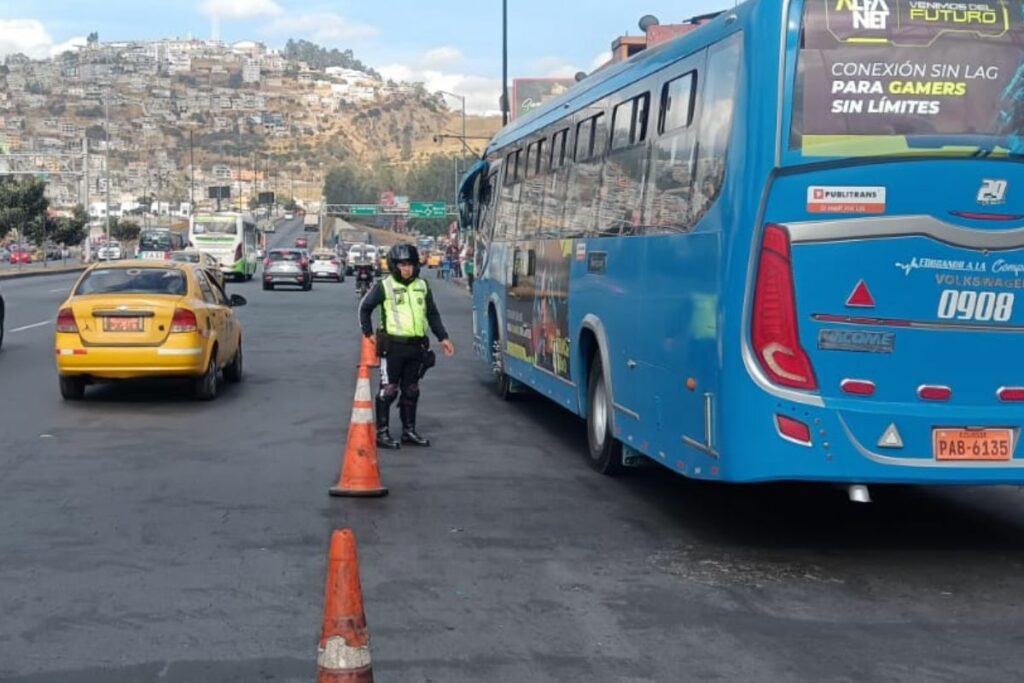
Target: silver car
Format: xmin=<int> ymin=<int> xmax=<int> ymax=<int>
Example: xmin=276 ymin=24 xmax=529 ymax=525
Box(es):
xmin=262 ymin=248 xmax=312 ymax=291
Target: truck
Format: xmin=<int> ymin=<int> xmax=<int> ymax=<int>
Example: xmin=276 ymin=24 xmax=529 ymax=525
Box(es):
xmin=303 ymin=212 xmax=320 ymax=232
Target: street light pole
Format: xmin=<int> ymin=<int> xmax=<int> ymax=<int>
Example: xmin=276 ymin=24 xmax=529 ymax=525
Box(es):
xmin=104 ymin=91 xmax=111 ymax=244
xmin=189 ymin=128 xmax=195 ymax=214
xmin=502 ymin=0 xmax=509 ymax=125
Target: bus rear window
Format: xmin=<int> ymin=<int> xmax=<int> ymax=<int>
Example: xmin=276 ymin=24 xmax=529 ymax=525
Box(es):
xmin=192 ymin=219 xmax=237 ymax=235
xmin=791 ymin=0 xmax=1024 ymax=158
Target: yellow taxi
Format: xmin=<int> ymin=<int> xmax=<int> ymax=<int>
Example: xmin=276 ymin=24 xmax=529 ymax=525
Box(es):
xmin=427 ymin=251 xmax=444 ymax=269
xmin=169 ymin=249 xmax=225 ymax=289
xmin=55 ymin=260 xmax=246 ymax=401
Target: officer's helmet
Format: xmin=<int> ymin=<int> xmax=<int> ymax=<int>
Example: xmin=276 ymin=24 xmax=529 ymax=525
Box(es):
xmin=387 ymin=243 xmax=420 ymax=279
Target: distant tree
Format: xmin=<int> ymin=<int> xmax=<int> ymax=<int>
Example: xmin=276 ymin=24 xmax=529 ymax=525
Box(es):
xmin=283 ymin=198 xmax=298 ymax=211
xmin=50 ymin=205 xmax=89 ymax=246
xmin=87 ymin=32 xmax=99 ymax=45
xmin=110 ymin=217 xmax=140 ymax=243
xmin=282 ymin=38 xmax=380 ymax=78
xmin=0 ymin=177 xmax=48 ymax=241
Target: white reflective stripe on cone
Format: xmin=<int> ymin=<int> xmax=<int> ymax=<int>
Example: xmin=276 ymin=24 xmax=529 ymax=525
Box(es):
xmin=352 ymin=407 xmax=374 ymax=423
xmin=317 ymin=636 xmax=372 ymax=670
xmin=354 ymin=378 xmax=372 ymax=402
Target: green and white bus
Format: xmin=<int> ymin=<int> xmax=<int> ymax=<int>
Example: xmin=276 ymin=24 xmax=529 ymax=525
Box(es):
xmin=188 ymin=212 xmax=259 ymax=281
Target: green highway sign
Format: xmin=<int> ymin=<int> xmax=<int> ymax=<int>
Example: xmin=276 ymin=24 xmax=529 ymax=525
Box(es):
xmin=409 ymin=202 xmax=447 ymax=218
xmin=348 ymin=205 xmax=378 ymax=216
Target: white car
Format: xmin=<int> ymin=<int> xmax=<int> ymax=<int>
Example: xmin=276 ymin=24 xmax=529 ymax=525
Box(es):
xmin=97 ymin=241 xmax=123 ymax=260
xmin=310 ymin=249 xmax=344 ymax=282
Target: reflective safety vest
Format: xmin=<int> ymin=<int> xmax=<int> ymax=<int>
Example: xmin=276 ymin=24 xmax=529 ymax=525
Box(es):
xmin=381 ymin=276 xmax=429 ymax=337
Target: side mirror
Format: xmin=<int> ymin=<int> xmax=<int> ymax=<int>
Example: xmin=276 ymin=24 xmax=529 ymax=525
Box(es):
xmin=229 ymin=294 xmax=247 ymax=307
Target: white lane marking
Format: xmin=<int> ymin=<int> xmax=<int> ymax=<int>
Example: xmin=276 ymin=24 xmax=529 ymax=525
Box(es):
xmin=10 ymin=320 xmax=51 ymax=333
xmin=49 ymin=287 xmax=67 ymax=293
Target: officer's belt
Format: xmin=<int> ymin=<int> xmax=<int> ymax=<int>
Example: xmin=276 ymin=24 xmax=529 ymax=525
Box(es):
xmin=385 ymin=333 xmax=427 ymax=345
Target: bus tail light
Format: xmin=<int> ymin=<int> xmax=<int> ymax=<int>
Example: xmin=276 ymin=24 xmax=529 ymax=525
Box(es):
xmin=56 ymin=308 xmax=78 ymax=333
xmin=776 ymin=414 xmax=812 ymax=446
xmin=170 ymin=309 xmax=199 ymax=333
xmin=752 ymin=225 xmax=818 ymax=391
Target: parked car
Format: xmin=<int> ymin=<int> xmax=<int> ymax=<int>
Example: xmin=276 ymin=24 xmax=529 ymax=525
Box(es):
xmin=9 ymin=247 xmax=31 ymax=265
xmin=263 ymin=248 xmax=312 ymax=291
xmin=310 ymin=248 xmax=344 ymax=282
xmin=96 ymin=241 xmax=123 ymax=261
xmin=54 ymin=261 xmax=246 ymax=400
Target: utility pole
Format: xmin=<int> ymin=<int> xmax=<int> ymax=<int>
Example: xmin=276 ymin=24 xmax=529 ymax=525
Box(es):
xmin=189 ymin=128 xmax=195 ymax=214
xmin=502 ymin=0 xmax=510 ymax=126
xmin=104 ymin=91 xmax=111 ymax=244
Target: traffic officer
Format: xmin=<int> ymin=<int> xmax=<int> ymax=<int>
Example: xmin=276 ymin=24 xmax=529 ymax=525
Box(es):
xmin=359 ymin=242 xmax=455 ymax=448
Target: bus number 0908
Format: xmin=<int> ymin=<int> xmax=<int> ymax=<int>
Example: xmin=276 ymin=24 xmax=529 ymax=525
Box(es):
xmin=937 ymin=290 xmax=1014 ymax=322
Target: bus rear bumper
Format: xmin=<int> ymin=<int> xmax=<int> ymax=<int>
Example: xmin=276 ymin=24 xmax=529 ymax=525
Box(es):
xmin=721 ymin=401 xmax=1024 ymax=485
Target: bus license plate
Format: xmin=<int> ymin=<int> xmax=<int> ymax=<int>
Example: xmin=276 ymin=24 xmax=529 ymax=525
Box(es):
xmin=933 ymin=428 xmax=1013 ymax=461
xmin=103 ymin=317 xmax=142 ymax=332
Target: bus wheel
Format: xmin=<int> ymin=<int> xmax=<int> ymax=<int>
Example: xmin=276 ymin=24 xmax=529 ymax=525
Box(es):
xmin=491 ymin=329 xmax=513 ymax=400
xmin=586 ymin=357 xmax=624 ymax=475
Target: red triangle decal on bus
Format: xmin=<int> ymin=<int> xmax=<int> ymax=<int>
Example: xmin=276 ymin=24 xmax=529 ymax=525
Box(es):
xmin=846 ymin=280 xmax=875 ymax=308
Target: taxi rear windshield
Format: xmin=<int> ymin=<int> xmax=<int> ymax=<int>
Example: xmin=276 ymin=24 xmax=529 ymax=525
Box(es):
xmin=77 ymin=268 xmax=187 ymax=295
xmin=791 ymin=0 xmax=1024 ymax=158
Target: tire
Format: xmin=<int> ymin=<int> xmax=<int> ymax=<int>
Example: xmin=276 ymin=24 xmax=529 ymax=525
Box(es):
xmin=263 ymin=282 xmax=272 ymax=291
xmin=59 ymin=375 xmax=85 ymax=401
xmin=223 ymin=342 xmax=243 ymax=383
xmin=194 ymin=354 xmax=218 ymax=401
xmin=490 ymin=317 xmax=513 ymax=401
xmin=585 ymin=357 xmax=624 ymax=475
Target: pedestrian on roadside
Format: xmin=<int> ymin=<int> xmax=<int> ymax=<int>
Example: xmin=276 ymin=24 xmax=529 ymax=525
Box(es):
xmin=464 ymin=253 xmax=474 ymax=293
xmin=359 ymin=243 xmax=455 ymax=449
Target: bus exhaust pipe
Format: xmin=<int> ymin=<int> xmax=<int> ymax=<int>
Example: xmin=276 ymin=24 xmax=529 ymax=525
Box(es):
xmin=847 ymin=484 xmax=872 ymax=504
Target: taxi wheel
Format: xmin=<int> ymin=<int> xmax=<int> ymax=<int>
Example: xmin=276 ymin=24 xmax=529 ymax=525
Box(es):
xmin=585 ymin=357 xmax=624 ymax=475
xmin=194 ymin=355 xmax=219 ymax=401
xmin=224 ymin=343 xmax=243 ymax=383
xmin=59 ymin=376 xmax=85 ymax=401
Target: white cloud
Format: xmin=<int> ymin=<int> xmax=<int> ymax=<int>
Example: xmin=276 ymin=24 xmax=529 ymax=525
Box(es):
xmin=198 ymin=0 xmax=283 ymax=19
xmin=378 ymin=64 xmax=501 ymax=115
xmin=49 ymin=36 xmax=87 ymax=57
xmin=590 ymin=51 xmax=612 ymax=71
xmin=264 ymin=13 xmax=378 ymax=43
xmin=421 ymin=46 xmax=463 ymax=70
xmin=0 ymin=19 xmax=56 ymax=59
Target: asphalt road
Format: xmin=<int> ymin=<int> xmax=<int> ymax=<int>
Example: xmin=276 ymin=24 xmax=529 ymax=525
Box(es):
xmin=3 ymin=218 xmax=1024 ymax=681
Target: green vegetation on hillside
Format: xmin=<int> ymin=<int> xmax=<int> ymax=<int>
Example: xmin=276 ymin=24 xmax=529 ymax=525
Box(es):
xmin=283 ymin=39 xmax=380 ymax=79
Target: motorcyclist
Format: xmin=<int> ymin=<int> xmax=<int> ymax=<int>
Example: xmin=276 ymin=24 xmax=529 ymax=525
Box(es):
xmin=353 ymin=246 xmax=375 ymax=297
xmin=359 ymin=242 xmax=455 ymax=448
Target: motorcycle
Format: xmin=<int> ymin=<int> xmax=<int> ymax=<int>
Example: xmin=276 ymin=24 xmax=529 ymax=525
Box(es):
xmin=355 ymin=265 xmax=374 ymax=298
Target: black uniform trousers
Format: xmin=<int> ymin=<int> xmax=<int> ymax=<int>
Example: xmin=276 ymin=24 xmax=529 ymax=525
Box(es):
xmin=377 ymin=338 xmax=425 ymax=431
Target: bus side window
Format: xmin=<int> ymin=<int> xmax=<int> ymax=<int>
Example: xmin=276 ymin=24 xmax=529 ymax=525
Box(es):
xmin=645 ymin=68 xmax=699 ymax=234
xmin=691 ymin=32 xmax=742 ymax=225
xmin=604 ymin=93 xmax=651 ymax=236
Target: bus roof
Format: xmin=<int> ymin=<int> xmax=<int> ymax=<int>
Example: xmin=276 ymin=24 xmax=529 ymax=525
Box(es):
xmin=486 ymin=4 xmax=746 ymax=155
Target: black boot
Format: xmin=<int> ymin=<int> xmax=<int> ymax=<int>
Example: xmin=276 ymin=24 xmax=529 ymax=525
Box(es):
xmin=400 ymin=401 xmax=430 ymax=447
xmin=375 ymin=395 xmax=400 ymax=449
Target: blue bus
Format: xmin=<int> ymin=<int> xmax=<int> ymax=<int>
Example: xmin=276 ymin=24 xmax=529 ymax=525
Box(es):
xmin=457 ymin=0 xmax=1024 ymax=497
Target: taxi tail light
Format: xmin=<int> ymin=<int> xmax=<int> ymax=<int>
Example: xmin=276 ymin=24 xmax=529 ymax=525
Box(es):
xmin=751 ymin=225 xmax=818 ymax=391
xmin=263 ymin=257 xmax=271 ymax=267
xmin=56 ymin=308 xmax=78 ymax=333
xmin=170 ymin=308 xmax=199 ymax=333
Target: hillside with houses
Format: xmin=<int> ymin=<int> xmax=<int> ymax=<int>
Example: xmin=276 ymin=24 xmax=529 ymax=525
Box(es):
xmin=0 ymin=37 xmax=499 ymax=215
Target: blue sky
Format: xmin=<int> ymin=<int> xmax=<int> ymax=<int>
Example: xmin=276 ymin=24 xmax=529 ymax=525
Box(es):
xmin=0 ymin=0 xmax=725 ymax=112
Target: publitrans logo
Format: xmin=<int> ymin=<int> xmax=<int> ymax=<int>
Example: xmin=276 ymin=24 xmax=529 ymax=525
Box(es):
xmin=835 ymin=0 xmax=891 ymax=30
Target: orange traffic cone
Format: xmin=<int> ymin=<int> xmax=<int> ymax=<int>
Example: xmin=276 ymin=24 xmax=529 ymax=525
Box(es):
xmin=317 ymin=529 xmax=375 ymax=682
xmin=358 ymin=335 xmax=380 ymax=368
xmin=329 ymin=364 xmax=388 ymax=497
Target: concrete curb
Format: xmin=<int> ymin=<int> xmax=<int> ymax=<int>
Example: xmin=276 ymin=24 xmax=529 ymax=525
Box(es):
xmin=0 ymin=265 xmax=86 ymax=281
